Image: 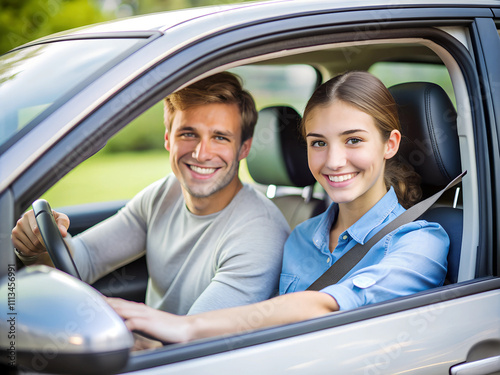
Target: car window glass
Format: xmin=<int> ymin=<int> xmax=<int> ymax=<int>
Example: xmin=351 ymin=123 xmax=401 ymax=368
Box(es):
xmin=369 ymin=62 xmax=455 ymax=106
xmin=0 ymin=38 xmax=142 ymax=152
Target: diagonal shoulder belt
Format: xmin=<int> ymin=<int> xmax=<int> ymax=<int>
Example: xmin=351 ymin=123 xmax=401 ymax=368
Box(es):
xmin=306 ymin=170 xmax=466 ymax=291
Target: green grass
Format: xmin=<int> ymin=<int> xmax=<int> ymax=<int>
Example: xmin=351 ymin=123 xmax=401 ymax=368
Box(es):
xmin=42 ymin=150 xmax=171 ymax=208
xmin=42 ymin=150 xmax=254 ymax=208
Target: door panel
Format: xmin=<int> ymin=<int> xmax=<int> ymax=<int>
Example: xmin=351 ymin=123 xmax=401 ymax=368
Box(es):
xmin=131 ymin=281 xmax=500 ymax=374
xmin=59 ymin=200 xmax=127 ymax=236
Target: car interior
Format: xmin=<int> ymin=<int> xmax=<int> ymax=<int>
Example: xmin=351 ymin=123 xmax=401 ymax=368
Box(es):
xmin=38 ymin=33 xmax=476 ymax=342
xmin=246 ymin=105 xmax=327 ymax=230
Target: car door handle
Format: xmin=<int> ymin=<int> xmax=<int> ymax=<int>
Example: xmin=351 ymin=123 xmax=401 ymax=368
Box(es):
xmin=450 ymin=355 xmax=500 ymax=375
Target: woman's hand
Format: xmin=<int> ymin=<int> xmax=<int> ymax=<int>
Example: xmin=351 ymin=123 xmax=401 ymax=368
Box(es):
xmin=107 ymin=291 xmax=339 ymax=346
xmin=106 ymin=298 xmax=192 ymax=344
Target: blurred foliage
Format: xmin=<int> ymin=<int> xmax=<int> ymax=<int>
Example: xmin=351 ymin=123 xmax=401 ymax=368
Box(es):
xmin=132 ymin=0 xmax=255 ymax=13
xmin=0 ymin=0 xmax=109 ymax=54
xmin=0 ymin=0 xmax=259 ymax=54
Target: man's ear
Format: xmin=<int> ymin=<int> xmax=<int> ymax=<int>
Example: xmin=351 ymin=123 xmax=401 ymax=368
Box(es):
xmin=164 ymin=129 xmax=170 ymax=152
xmin=238 ymin=138 xmax=253 ymax=161
xmin=384 ymin=129 xmax=401 ymax=159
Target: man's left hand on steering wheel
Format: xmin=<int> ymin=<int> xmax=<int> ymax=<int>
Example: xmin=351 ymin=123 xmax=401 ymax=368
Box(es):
xmin=31 ymin=199 xmax=81 ymax=279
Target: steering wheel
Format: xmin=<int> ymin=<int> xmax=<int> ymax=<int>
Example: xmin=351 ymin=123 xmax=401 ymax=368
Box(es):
xmin=32 ymin=199 xmax=81 ymax=280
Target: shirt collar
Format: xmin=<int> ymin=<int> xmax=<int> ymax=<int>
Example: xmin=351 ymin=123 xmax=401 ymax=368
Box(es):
xmin=348 ymin=187 xmax=399 ymax=244
xmin=312 ymin=187 xmax=399 ymax=248
xmin=312 ymin=202 xmax=338 ymax=249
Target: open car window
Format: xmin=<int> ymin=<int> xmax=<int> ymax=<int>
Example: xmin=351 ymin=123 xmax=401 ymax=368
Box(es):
xmin=42 ymin=64 xmax=319 ymax=209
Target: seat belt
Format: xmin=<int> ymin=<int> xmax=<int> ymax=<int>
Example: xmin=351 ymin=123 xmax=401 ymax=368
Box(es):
xmin=306 ymin=170 xmax=466 ymax=291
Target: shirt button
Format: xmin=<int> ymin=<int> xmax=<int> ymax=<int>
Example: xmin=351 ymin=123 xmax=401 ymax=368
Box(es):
xmin=326 ymin=258 xmax=331 ymax=263
xmin=342 ymin=235 xmax=348 ymax=240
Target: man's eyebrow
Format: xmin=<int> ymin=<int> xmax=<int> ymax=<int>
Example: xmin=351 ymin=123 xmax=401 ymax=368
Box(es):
xmin=175 ymin=126 xmax=235 ymax=138
xmin=213 ymin=129 xmax=235 ymax=138
xmin=175 ymin=125 xmax=196 ymax=132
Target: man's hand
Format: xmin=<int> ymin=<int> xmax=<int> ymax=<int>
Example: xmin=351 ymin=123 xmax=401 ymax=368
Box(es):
xmin=11 ymin=209 xmax=70 ymax=258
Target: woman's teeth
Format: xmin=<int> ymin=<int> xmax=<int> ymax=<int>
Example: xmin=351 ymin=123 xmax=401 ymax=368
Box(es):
xmin=328 ymin=173 xmax=355 ymax=182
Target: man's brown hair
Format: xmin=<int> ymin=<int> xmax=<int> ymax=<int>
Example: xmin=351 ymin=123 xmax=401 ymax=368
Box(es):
xmin=164 ymin=72 xmax=257 ymax=143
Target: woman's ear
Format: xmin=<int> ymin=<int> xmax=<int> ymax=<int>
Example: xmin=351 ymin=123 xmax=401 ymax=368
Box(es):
xmin=384 ymin=129 xmax=401 ymax=159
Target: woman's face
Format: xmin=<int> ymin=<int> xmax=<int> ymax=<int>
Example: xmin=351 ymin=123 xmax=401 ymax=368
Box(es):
xmin=305 ymin=100 xmax=400 ymax=211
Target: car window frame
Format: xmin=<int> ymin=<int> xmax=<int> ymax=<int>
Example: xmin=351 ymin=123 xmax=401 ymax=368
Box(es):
xmin=469 ymin=17 xmax=500 ymax=278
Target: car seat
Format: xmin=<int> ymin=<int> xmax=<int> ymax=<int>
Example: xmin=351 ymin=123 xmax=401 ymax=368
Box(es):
xmin=389 ymin=82 xmax=463 ymax=284
xmin=247 ymin=106 xmax=327 ymax=229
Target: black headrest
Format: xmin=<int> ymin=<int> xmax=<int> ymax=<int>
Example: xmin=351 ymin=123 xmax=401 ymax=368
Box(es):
xmin=389 ymin=82 xmax=461 ymax=187
xmin=247 ymin=106 xmax=315 ymax=187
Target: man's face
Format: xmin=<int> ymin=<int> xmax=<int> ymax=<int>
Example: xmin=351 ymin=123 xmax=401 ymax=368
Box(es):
xmin=165 ymin=103 xmax=251 ymax=204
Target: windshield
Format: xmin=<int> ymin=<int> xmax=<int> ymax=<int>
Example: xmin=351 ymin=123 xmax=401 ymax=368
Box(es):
xmin=0 ymin=37 xmax=144 ymax=152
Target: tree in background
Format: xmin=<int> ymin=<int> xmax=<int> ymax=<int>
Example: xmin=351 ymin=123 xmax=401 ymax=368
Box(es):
xmin=0 ymin=0 xmax=257 ymax=54
xmin=132 ymin=0 xmax=254 ymax=14
xmin=0 ymin=0 xmax=108 ymax=54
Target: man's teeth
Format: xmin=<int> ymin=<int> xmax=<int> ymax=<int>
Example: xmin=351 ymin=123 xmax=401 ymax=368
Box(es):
xmin=190 ymin=165 xmax=216 ymax=175
xmin=328 ymin=173 xmax=355 ymax=182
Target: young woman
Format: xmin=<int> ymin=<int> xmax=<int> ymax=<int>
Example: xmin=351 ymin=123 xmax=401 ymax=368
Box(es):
xmin=107 ymin=71 xmax=449 ymax=346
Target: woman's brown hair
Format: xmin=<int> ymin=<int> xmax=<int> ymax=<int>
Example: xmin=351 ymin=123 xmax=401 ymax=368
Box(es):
xmin=301 ymin=71 xmax=421 ymax=208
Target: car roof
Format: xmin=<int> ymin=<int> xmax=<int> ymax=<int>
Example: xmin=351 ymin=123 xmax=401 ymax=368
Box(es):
xmin=31 ymin=0 xmax=500 ymax=42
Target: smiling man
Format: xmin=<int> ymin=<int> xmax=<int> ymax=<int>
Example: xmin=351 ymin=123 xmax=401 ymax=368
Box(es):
xmin=12 ymin=72 xmax=290 ymax=315
xmin=165 ymin=94 xmax=249 ymax=215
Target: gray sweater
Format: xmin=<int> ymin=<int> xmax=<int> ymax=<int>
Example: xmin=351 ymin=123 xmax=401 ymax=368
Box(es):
xmin=71 ymin=174 xmax=290 ymax=315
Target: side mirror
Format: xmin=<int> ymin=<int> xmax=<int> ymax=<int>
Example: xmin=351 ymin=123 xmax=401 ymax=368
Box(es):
xmin=0 ymin=266 xmax=133 ymax=374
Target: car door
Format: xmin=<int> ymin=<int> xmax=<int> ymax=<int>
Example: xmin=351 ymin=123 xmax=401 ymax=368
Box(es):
xmin=2 ymin=3 xmax=500 ymax=374
xmin=110 ymin=6 xmax=499 ymax=375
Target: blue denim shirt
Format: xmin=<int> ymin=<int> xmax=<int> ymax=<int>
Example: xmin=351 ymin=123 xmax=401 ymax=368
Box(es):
xmin=279 ymin=187 xmax=449 ymax=311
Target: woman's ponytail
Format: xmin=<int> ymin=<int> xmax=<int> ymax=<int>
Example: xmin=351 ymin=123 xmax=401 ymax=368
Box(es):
xmin=384 ymin=157 xmax=422 ymax=209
